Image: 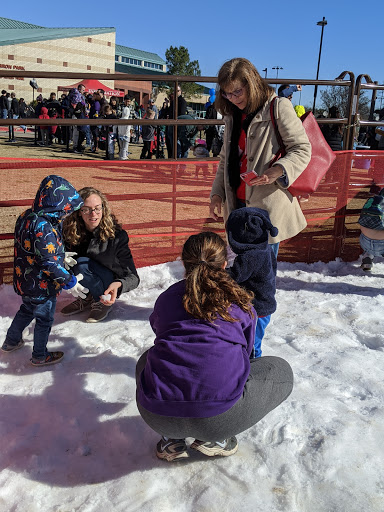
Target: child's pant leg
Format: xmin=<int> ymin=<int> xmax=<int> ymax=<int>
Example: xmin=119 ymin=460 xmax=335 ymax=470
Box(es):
xmin=254 ymin=315 xmax=271 ymax=358
xmin=32 ymin=296 xmax=57 ymax=360
xmin=119 ymin=138 xmax=129 ymax=160
xmin=6 ymin=297 xmax=36 ymax=343
xmin=107 ymin=133 xmax=116 ymax=157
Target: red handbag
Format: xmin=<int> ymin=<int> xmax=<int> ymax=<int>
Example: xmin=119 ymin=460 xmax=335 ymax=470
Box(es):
xmin=270 ymin=97 xmax=336 ymax=197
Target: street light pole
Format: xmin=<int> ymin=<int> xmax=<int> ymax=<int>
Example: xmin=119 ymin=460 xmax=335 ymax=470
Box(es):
xmin=272 ymin=66 xmax=283 ymax=91
xmin=313 ymin=16 xmax=327 ymax=113
xmin=262 ymin=68 xmax=268 ymax=79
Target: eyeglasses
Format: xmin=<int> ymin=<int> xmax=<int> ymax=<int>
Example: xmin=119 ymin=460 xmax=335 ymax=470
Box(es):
xmin=222 ymin=87 xmax=244 ymax=100
xmin=80 ymin=205 xmax=103 ymax=214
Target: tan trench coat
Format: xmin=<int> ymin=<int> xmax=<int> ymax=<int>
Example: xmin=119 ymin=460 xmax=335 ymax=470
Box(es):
xmin=210 ymin=94 xmax=312 ymax=243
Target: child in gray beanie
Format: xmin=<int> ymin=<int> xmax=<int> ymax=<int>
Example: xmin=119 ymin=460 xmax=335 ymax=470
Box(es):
xmin=226 ymin=207 xmax=278 ymax=357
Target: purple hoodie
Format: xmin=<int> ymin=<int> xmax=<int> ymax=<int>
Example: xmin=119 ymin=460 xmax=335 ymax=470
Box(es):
xmin=137 ymin=280 xmax=257 ymax=418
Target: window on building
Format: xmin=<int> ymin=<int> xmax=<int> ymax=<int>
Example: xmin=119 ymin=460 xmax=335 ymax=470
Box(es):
xmin=8 ymin=55 xmax=14 ymax=60
xmin=37 ymin=58 xmax=42 ymax=64
xmin=87 ymin=65 xmax=91 ymax=70
xmin=107 ymin=42 xmax=111 ymax=47
xmin=88 ymin=38 xmax=92 ymax=43
xmin=143 ymin=61 xmax=162 ymax=70
xmin=107 ymin=68 xmax=111 ymax=73
xmin=121 ymin=57 xmax=142 ymax=66
xmin=8 ymin=85 xmax=14 ymax=90
xmin=63 ymin=62 xmax=68 ymax=67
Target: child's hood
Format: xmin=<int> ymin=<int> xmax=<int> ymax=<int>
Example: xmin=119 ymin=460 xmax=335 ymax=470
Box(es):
xmin=32 ymin=175 xmax=83 ymax=219
xmin=40 ymin=106 xmax=48 ymax=115
xmin=227 ymin=207 xmax=278 ymax=254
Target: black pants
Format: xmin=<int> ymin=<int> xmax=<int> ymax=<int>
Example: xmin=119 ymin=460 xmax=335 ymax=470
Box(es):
xmin=140 ymin=140 xmax=152 ymax=159
xmin=136 ymin=350 xmax=293 ymax=442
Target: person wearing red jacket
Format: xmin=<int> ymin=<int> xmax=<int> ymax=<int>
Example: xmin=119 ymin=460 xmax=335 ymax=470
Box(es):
xmin=38 ymin=106 xmax=50 ymax=146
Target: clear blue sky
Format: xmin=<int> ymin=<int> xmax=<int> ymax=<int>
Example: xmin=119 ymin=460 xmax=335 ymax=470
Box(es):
xmin=4 ymin=0 xmax=383 ymax=109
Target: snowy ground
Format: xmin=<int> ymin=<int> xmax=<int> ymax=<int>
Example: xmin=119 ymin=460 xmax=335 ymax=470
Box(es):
xmin=0 ymin=257 xmax=383 ymax=512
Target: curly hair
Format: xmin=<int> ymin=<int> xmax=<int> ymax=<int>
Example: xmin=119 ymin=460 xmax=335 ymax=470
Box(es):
xmin=215 ymin=57 xmax=275 ymax=116
xmin=182 ymin=232 xmax=254 ymax=323
xmin=63 ymin=187 xmax=120 ymax=245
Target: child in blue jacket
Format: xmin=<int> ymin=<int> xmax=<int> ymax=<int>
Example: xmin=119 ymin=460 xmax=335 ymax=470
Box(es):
xmin=1 ymin=175 xmax=88 ymax=366
xmin=226 ymin=207 xmax=278 ymax=358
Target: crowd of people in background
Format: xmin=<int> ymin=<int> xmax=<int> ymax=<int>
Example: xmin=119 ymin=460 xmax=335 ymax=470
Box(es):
xmin=0 ymin=84 xmax=206 ymax=160
xmin=2 ymin=83 xmax=384 ymax=159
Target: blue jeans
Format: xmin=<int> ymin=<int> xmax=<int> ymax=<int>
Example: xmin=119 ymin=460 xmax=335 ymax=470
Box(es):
xmin=359 ymin=233 xmax=384 ymax=257
xmin=2 ymin=109 xmax=8 ymax=119
xmin=84 ymin=125 xmax=92 ymax=145
xmin=72 ymin=257 xmax=114 ymax=300
xmin=6 ymin=296 xmax=57 ymax=359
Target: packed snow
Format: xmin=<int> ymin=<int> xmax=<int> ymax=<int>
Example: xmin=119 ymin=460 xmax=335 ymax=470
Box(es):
xmin=0 ymin=257 xmax=383 ymax=512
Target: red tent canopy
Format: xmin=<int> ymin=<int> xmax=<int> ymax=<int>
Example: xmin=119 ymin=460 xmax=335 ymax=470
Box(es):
xmin=58 ymin=79 xmax=124 ymax=98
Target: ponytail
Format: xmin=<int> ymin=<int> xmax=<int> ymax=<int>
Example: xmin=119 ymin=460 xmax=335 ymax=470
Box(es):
xmin=182 ymin=232 xmax=254 ymax=322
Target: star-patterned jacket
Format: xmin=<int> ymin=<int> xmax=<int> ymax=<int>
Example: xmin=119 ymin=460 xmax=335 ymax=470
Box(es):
xmin=13 ymin=175 xmax=83 ymax=301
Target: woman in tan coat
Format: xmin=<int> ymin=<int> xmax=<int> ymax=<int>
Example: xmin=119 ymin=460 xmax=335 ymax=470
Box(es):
xmin=209 ymin=58 xmax=311 ymax=250
xmin=209 ymin=57 xmax=311 ymax=353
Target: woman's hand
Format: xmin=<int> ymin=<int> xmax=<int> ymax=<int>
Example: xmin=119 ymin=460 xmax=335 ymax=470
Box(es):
xmin=100 ymin=281 xmax=122 ymax=305
xmin=209 ymin=195 xmax=223 ymax=220
xmin=248 ymin=165 xmax=284 ymax=186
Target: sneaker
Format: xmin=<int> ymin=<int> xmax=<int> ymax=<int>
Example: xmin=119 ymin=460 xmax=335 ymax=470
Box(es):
xmin=361 ymin=257 xmax=373 ymax=271
xmin=86 ymin=301 xmax=112 ymax=323
xmin=74 ymin=149 xmax=84 ymax=153
xmin=1 ymin=338 xmax=25 ymax=353
xmin=156 ymin=438 xmax=189 ymax=462
xmin=30 ymin=351 xmax=64 ymax=367
xmin=190 ymin=436 xmax=238 ymax=457
xmin=61 ymin=294 xmax=93 ymax=316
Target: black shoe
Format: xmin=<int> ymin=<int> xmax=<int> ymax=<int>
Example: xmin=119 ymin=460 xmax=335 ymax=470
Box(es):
xmin=361 ymin=257 xmax=373 ymax=271
xmin=30 ymin=351 xmax=64 ymax=367
xmin=1 ymin=338 xmax=25 ymax=353
xmin=156 ymin=437 xmax=189 ymax=461
xmin=190 ymin=436 xmax=238 ymax=457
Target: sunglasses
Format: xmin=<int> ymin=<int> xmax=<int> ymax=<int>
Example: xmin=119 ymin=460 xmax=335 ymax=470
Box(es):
xmin=222 ymin=87 xmax=244 ymax=100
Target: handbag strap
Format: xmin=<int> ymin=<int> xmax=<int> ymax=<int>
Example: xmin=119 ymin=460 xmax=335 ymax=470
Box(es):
xmin=270 ymin=97 xmax=286 ymax=164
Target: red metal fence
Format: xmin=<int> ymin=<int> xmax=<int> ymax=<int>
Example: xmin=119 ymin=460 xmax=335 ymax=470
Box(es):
xmin=1 ymin=151 xmax=383 ymax=284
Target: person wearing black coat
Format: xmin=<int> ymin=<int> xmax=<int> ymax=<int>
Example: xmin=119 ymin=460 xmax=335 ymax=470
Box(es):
xmin=322 ymin=106 xmax=343 ymax=151
xmin=165 ymin=87 xmax=188 ymax=157
xmin=226 ymin=207 xmax=278 ymax=358
xmin=62 ymin=187 xmax=139 ymax=322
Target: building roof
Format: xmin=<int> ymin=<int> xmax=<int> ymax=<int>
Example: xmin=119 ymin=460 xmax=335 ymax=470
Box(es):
xmin=0 ymin=17 xmax=115 ymax=47
xmin=115 ymin=44 xmax=165 ymax=65
xmin=0 ymin=17 xmax=43 ymax=29
xmin=115 ymin=63 xmax=168 ymax=77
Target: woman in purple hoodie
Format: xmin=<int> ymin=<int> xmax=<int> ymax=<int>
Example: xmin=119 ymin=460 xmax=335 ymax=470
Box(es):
xmin=136 ymin=231 xmax=293 ymax=462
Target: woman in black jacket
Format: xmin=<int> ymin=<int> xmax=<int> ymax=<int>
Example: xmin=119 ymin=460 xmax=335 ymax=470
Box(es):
xmin=322 ymin=106 xmax=343 ymax=151
xmin=62 ymin=187 xmax=139 ymax=322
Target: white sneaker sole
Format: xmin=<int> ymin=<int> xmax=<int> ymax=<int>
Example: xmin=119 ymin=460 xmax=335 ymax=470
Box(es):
xmin=190 ymin=442 xmax=238 ymax=457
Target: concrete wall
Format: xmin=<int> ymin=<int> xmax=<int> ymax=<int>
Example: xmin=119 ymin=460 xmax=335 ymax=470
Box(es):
xmin=0 ymin=32 xmax=116 ymax=101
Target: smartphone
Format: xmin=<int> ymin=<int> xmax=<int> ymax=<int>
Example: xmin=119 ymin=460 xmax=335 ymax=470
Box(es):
xmin=240 ymin=170 xmax=258 ymax=185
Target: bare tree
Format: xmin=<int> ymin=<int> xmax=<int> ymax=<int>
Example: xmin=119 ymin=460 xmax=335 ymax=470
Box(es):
xmin=320 ymin=86 xmax=370 ymax=119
